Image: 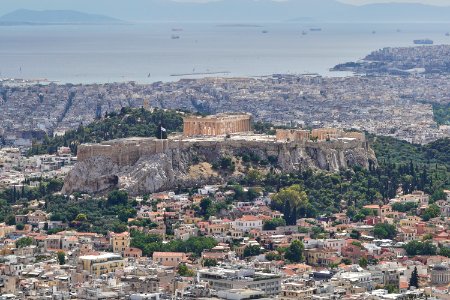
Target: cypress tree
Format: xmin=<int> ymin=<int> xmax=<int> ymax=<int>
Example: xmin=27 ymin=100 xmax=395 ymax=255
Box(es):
xmin=290 ymin=207 xmax=297 ymax=226
xmin=409 ymin=266 xmax=419 ymax=289
xmin=283 ymin=200 xmax=291 ymax=225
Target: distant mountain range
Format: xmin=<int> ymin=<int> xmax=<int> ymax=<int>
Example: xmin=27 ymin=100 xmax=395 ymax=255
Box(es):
xmin=0 ymin=9 xmax=124 ymax=25
xmin=2 ymin=1 xmax=450 ymax=23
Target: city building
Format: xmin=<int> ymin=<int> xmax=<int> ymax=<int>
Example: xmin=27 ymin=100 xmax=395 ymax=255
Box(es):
xmin=198 ymin=267 xmax=282 ymax=296
xmin=431 ymin=264 xmax=450 ymax=285
xmin=152 ymin=252 xmax=187 ymax=267
xmin=110 ymin=231 xmax=131 ymax=254
xmin=78 ymin=253 xmax=125 ymax=276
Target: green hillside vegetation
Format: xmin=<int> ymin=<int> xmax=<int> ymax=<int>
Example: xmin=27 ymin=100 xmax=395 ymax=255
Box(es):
xmin=130 ymin=231 xmax=217 ymax=257
xmin=2 ymin=114 xmax=446 ymax=228
xmin=238 ymin=160 xmax=442 ymax=220
xmin=371 ymin=135 xmax=449 ymax=192
xmin=432 ymin=103 xmax=450 ymax=125
xmin=371 ymin=135 xmax=449 ymax=166
xmin=0 ymin=178 xmax=64 ymax=224
xmin=233 ymin=134 xmax=449 ymax=219
xmin=28 ymin=107 xmax=184 ymax=156
xmin=1 ymin=133 xmax=447 ymax=233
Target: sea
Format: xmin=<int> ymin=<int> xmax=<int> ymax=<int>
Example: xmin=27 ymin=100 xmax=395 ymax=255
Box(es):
xmin=1 ymin=22 xmax=450 ymax=84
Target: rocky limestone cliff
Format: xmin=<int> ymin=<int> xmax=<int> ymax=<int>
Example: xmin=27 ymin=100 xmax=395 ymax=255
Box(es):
xmin=62 ymin=135 xmax=377 ymax=195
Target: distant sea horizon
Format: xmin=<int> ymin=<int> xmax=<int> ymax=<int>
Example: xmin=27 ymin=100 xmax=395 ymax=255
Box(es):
xmin=1 ymin=22 xmax=450 ymax=84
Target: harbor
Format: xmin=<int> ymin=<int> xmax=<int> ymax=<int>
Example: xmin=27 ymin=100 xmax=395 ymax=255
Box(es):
xmin=170 ymin=71 xmax=231 ymax=77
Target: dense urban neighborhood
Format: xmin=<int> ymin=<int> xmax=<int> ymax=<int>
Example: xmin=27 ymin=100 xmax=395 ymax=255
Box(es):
xmin=332 ymin=45 xmax=450 ymax=76
xmin=1 ymin=70 xmax=450 ymax=147
xmin=1 ymin=44 xmax=450 ymax=300
xmin=0 ymin=108 xmax=449 ymax=299
xmin=0 ymin=179 xmax=450 ymax=299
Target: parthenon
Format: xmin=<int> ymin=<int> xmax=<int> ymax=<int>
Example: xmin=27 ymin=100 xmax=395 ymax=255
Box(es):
xmin=183 ymin=113 xmax=252 ymax=137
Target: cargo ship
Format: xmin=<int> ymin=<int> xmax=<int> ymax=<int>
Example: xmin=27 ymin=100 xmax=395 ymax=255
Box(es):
xmin=413 ymin=39 xmax=433 ymax=45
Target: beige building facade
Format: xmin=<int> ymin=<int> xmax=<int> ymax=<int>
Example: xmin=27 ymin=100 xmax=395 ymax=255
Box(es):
xmin=153 ymin=252 xmax=188 ymax=267
xmin=78 ymin=253 xmax=125 ymax=276
xmin=110 ymin=231 xmax=130 ymax=254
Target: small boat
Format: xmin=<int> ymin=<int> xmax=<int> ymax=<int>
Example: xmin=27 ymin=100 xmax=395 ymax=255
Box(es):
xmin=261 ymin=30 xmax=268 ymax=34
xmin=446 ymin=32 xmax=450 ymax=37
xmin=372 ymin=30 xmax=376 ymax=34
xmin=301 ymin=30 xmax=307 ymax=35
xmin=172 ymin=28 xmax=183 ymax=32
xmin=171 ymin=35 xmax=180 ymax=39
xmin=310 ymin=28 xmax=322 ymax=32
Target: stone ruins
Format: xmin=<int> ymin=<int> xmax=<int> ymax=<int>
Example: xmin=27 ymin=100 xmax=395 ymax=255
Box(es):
xmin=183 ymin=113 xmax=251 ymax=137
xmin=276 ymin=128 xmax=366 ymax=142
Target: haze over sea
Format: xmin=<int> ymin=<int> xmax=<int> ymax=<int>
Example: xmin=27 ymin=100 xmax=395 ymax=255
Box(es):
xmin=1 ymin=22 xmax=450 ymax=84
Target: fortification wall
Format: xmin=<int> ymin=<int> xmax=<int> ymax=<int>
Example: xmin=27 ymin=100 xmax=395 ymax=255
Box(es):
xmin=65 ymin=135 xmax=375 ymax=195
xmin=77 ymin=138 xmax=170 ymax=166
xmin=77 ymin=136 xmax=369 ymax=169
xmin=276 ymin=129 xmax=366 ymax=142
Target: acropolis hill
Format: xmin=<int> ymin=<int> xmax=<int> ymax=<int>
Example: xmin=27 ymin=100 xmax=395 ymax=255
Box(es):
xmin=62 ymin=115 xmax=377 ymax=195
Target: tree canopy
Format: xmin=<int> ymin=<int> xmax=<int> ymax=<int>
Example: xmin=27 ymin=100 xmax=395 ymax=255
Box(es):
xmin=263 ymin=218 xmax=286 ymax=231
xmin=243 ymin=245 xmax=262 ymax=258
xmin=271 ymin=184 xmax=309 ymax=225
xmin=130 ymin=231 xmax=217 ymax=257
xmin=107 ymin=190 xmax=129 ymax=206
xmin=422 ymin=204 xmax=441 ymax=221
xmin=16 ymin=237 xmax=33 ymax=248
xmin=409 ymin=266 xmax=419 ymax=288
xmin=28 ymin=107 xmax=184 ymax=155
xmin=373 ymin=223 xmax=397 ymax=239
xmin=57 ymin=251 xmax=66 ymax=265
xmin=284 ymin=240 xmax=304 ymax=263
xmin=404 ymin=240 xmax=437 ymax=256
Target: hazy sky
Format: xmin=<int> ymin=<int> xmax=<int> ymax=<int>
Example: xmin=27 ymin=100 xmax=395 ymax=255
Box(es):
xmin=2 ymin=0 xmax=450 ymax=11
xmin=2 ymin=0 xmax=450 ymax=21
xmin=340 ymin=0 xmax=450 ymax=5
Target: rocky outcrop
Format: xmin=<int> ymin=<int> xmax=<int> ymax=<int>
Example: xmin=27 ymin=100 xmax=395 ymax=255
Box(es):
xmin=62 ymin=136 xmax=377 ymax=195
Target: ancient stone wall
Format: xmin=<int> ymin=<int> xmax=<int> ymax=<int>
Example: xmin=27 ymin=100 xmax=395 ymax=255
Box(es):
xmin=276 ymin=129 xmax=311 ymax=142
xmin=343 ymin=131 xmax=366 ymax=141
xmin=65 ymin=135 xmax=376 ymax=195
xmin=77 ymin=138 xmax=170 ymax=167
xmin=276 ymin=128 xmax=366 ymax=142
xmin=311 ymin=128 xmax=342 ymax=140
